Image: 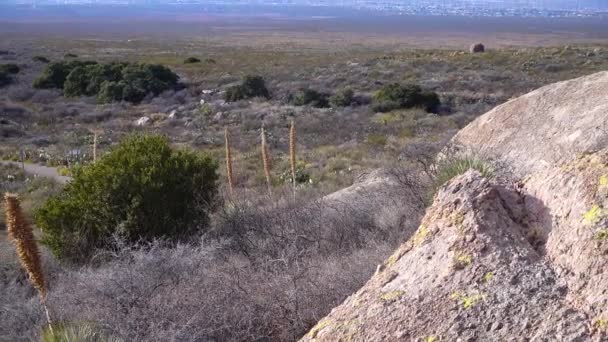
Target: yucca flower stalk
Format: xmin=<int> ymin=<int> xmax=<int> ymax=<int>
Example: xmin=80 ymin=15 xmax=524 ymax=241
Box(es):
xmin=4 ymin=193 xmax=53 ymax=331
xmin=93 ymin=131 xmax=98 ymax=163
xmin=289 ymin=120 xmax=297 ymax=201
xmin=261 ymin=127 xmax=273 ymax=197
xmin=224 ymin=127 xmax=235 ymax=197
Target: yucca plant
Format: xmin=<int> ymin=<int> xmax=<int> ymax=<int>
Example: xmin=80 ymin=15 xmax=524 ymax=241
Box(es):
xmin=289 ymin=120 xmax=297 ymax=201
xmin=4 ymin=193 xmax=53 ymax=331
xmin=261 ymin=127 xmax=272 ymax=197
xmin=225 ymin=127 xmax=235 ymax=197
xmin=41 ymin=322 xmax=122 ymax=342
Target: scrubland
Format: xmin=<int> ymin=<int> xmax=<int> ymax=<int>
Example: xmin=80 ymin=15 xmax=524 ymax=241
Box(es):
xmin=2 ymin=30 xmax=608 ymax=341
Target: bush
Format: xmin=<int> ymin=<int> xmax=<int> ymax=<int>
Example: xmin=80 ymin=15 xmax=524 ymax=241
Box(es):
xmin=32 ymin=56 xmax=50 ymax=63
xmin=36 ymin=134 xmax=219 ymax=262
xmin=372 ymin=83 xmax=440 ymax=113
xmin=224 ymin=75 xmax=270 ymax=102
xmin=432 ymin=157 xmax=494 ymax=195
xmin=292 ymin=88 xmax=330 ymax=108
xmin=183 ymin=57 xmax=201 ymax=64
xmin=329 ymin=88 xmax=354 ymax=107
xmin=0 ymin=64 xmax=20 ymax=74
xmin=41 ymin=322 xmax=118 ymax=342
xmin=0 ymin=70 xmax=11 ymax=87
xmin=34 ymin=61 xmax=179 ymax=103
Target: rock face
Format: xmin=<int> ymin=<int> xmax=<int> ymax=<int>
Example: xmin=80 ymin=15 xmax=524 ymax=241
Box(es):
xmin=301 ymin=72 xmax=608 ymax=341
xmin=452 ymin=71 xmax=608 ymax=176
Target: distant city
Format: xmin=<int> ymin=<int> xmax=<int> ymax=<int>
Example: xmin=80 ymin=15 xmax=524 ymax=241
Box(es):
xmin=3 ymin=0 xmax=608 ymax=18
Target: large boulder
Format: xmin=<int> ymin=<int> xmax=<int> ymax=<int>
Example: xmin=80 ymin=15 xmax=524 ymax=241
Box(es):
xmin=301 ymin=72 xmax=608 ymax=341
xmin=301 ymin=172 xmax=595 ymax=341
xmin=451 ymin=71 xmax=608 ymax=176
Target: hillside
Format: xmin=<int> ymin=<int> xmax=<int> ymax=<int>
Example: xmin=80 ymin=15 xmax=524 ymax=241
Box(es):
xmin=300 ymin=71 xmax=608 ymax=341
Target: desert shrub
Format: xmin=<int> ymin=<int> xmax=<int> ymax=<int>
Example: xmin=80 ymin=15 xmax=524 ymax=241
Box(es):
xmin=183 ymin=57 xmax=201 ymax=64
xmin=372 ymin=83 xmax=440 ymax=113
xmin=7 ymin=85 xmax=35 ymax=102
xmin=36 ymin=134 xmax=219 ymax=262
xmin=32 ymin=56 xmax=50 ymax=63
xmin=0 ymin=70 xmax=11 ymax=87
xmin=41 ymin=322 xmax=119 ymax=342
xmin=0 ymin=64 xmax=20 ymax=74
xmin=329 ymin=88 xmax=354 ymax=107
xmin=224 ymin=75 xmax=270 ymax=102
xmin=33 ymin=60 xmax=97 ymax=89
xmin=97 ymin=80 xmax=126 ymax=103
xmin=433 ymin=156 xmax=494 ymax=194
xmin=34 ymin=61 xmax=179 ymax=103
xmin=292 ymin=88 xmax=330 ymax=108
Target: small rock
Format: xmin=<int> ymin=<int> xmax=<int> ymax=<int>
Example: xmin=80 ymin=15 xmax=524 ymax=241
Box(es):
xmin=135 ymin=116 xmax=150 ymax=126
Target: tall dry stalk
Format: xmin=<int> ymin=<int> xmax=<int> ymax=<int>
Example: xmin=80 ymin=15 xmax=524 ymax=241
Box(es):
xmin=92 ymin=132 xmax=98 ymax=162
xmin=289 ymin=120 xmax=297 ymax=200
xmin=261 ymin=127 xmax=273 ymax=197
xmin=224 ymin=127 xmax=235 ymax=197
xmin=4 ymin=193 xmax=53 ymax=331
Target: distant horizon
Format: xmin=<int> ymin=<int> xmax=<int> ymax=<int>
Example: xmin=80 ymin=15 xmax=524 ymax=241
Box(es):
xmin=2 ymin=1 xmax=608 ymax=22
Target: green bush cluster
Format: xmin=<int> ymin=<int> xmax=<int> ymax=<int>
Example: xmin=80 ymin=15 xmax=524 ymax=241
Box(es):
xmin=432 ymin=157 xmax=494 ymax=196
xmin=33 ymin=61 xmax=179 ymax=103
xmin=0 ymin=63 xmax=20 ymax=87
xmin=36 ymin=134 xmax=219 ymax=262
xmin=224 ymin=75 xmax=270 ymax=102
xmin=32 ymin=55 xmax=50 ymax=63
xmin=372 ymin=83 xmax=440 ymax=113
xmin=0 ymin=63 xmax=20 ymax=74
xmin=184 ymin=57 xmax=201 ymax=64
xmin=329 ymin=88 xmax=354 ymax=107
xmin=292 ymin=88 xmax=330 ymax=108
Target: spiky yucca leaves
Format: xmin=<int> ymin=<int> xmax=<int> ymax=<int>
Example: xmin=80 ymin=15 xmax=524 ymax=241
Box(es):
xmin=225 ymin=127 xmax=235 ymax=197
xmin=289 ymin=120 xmax=297 ymax=200
xmin=4 ymin=193 xmax=53 ymax=329
xmin=261 ymin=127 xmax=273 ymax=197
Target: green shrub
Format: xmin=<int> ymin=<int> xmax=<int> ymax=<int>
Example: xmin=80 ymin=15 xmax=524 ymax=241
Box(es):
xmin=224 ymin=75 xmax=270 ymax=102
xmin=372 ymin=83 xmax=440 ymax=113
xmin=433 ymin=157 xmax=494 ymax=194
xmin=34 ymin=61 xmax=179 ymax=103
xmin=36 ymin=134 xmax=219 ymax=262
xmin=32 ymin=55 xmax=50 ymax=63
xmin=97 ymin=80 xmax=126 ymax=103
xmin=0 ymin=63 xmax=20 ymax=74
xmin=293 ymin=88 xmax=330 ymax=108
xmin=41 ymin=322 xmax=120 ymax=342
xmin=184 ymin=57 xmax=201 ymax=64
xmin=33 ymin=60 xmax=96 ymax=89
xmin=329 ymin=88 xmax=354 ymax=107
xmin=0 ymin=70 xmax=11 ymax=87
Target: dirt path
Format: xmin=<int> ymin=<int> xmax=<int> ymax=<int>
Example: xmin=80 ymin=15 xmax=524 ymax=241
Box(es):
xmin=0 ymin=161 xmax=71 ymax=184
